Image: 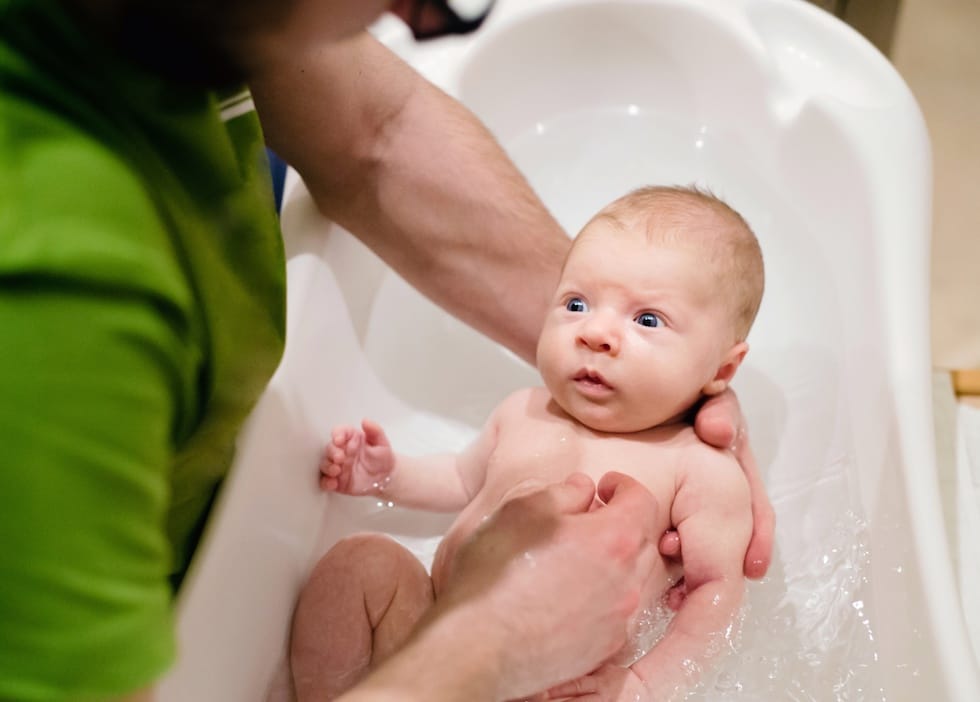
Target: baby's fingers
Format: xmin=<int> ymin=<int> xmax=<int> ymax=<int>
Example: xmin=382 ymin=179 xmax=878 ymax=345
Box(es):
xmin=322 ymin=443 xmax=350 ymax=469
xmin=330 ymin=425 xmax=354 ymax=446
xmin=320 ymin=456 xmax=343 ymax=477
xmin=361 ymin=418 xmax=389 ymax=448
xmin=330 ymin=425 xmax=364 ymax=456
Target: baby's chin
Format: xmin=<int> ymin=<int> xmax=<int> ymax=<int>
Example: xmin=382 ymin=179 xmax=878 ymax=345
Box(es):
xmin=556 ymin=398 xmax=672 ymax=434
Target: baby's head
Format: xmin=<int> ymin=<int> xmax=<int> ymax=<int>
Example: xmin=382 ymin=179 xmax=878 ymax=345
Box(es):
xmin=536 ymin=185 xmax=764 ymax=433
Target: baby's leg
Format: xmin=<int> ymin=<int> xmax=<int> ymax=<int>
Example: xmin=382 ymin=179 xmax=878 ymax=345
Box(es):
xmin=290 ymin=533 xmax=434 ymax=701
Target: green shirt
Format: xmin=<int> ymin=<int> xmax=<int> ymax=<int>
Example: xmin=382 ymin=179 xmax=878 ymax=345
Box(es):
xmin=0 ymin=1 xmax=286 ymax=698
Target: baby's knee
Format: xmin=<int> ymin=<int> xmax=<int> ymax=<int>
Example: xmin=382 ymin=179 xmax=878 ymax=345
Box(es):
xmin=312 ymin=533 xmax=429 ymax=590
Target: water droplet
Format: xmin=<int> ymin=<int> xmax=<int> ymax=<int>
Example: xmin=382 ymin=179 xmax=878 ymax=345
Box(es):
xmin=715 ymin=671 xmax=740 ymax=691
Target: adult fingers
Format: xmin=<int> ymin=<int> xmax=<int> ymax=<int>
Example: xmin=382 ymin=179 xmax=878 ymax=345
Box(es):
xmin=659 ymin=529 xmax=681 ymax=560
xmin=698 ymin=389 xmax=776 ymax=579
xmin=733 ymin=427 xmax=775 ymax=579
xmin=514 ymin=472 xmax=597 ymax=517
xmin=594 ymin=472 xmax=660 ymax=544
xmin=545 ymin=675 xmax=598 ymax=698
xmin=744 ymin=494 xmax=776 ymax=579
xmin=693 ymin=388 xmax=739 ymax=449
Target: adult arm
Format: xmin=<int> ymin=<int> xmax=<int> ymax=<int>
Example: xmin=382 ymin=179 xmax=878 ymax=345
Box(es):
xmin=248 ymin=32 xmax=569 ymax=363
xmin=338 ymin=472 xmax=662 ymax=702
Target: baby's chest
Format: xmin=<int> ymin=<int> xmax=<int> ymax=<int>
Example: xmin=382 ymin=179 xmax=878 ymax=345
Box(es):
xmin=485 ymin=425 xmax=682 ymax=504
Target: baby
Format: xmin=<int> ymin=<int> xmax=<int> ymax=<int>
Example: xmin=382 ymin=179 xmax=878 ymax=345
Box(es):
xmin=290 ymin=185 xmax=765 ymax=701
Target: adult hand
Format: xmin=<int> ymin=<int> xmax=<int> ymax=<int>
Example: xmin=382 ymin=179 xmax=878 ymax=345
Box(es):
xmin=545 ymin=662 xmax=648 ymax=701
xmin=675 ymin=388 xmax=774 ymax=579
xmin=432 ymin=472 xmax=662 ymax=700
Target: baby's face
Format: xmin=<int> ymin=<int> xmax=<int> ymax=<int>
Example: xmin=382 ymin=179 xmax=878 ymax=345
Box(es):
xmin=536 ymin=223 xmax=736 ymax=433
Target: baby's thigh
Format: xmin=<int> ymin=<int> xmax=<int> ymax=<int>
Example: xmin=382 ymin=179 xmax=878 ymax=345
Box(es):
xmin=291 ymin=534 xmax=434 ymax=699
xmin=294 ymin=533 xmax=434 ymax=638
xmin=320 ymin=533 xmax=428 ymax=597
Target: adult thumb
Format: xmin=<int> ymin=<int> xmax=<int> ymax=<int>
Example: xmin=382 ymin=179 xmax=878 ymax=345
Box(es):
xmin=548 ymin=472 xmax=597 ymax=515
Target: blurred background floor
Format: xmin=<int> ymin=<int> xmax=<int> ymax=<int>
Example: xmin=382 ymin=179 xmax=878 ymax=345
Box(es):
xmin=890 ymin=0 xmax=980 ymax=370
xmin=810 ymin=0 xmax=979 ymax=371
xmin=890 ymin=0 xmax=980 ymax=664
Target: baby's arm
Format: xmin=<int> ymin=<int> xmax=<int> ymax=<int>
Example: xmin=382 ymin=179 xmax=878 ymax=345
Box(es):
xmin=320 ymin=411 xmax=501 ymax=513
xmin=630 ymin=446 xmax=753 ymax=698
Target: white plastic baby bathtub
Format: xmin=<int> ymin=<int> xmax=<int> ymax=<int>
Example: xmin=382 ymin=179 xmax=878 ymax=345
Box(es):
xmin=160 ymin=0 xmax=980 ymax=699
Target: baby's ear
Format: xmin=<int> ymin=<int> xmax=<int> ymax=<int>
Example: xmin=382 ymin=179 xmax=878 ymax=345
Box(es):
xmin=702 ymin=342 xmax=749 ymax=396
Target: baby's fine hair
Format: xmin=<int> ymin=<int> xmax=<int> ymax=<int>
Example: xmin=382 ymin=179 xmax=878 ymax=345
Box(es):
xmin=583 ymin=184 xmax=765 ymax=342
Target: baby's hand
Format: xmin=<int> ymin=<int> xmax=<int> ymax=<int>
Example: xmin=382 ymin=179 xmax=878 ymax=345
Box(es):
xmin=319 ymin=419 xmax=395 ymax=495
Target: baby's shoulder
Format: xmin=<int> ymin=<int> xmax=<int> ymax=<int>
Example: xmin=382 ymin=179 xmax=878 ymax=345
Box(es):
xmin=655 ymin=426 xmax=740 ymax=479
xmin=675 ymin=445 xmax=748 ymax=512
xmin=494 ymin=386 xmax=553 ymax=418
xmin=641 ymin=423 xmax=708 ymax=456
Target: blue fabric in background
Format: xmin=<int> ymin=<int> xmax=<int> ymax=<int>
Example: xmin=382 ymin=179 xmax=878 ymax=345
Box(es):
xmin=266 ymin=148 xmax=288 ymax=213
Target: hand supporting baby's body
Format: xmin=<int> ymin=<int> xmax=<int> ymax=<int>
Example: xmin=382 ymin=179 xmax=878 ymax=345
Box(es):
xmin=315 ymin=387 xmax=752 ymax=701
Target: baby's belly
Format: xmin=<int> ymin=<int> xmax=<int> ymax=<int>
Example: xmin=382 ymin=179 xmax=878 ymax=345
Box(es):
xmin=432 ymin=475 xmax=590 ymax=592
xmin=430 ymin=491 xmax=503 ymax=595
xmin=431 ymin=483 xmax=682 ymax=664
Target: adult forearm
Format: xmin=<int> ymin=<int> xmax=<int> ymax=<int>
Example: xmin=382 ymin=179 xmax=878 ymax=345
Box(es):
xmin=250 ymin=33 xmax=569 ymax=363
xmin=338 ymin=599 xmax=502 ymax=702
xmin=356 ymin=77 xmax=568 ymax=363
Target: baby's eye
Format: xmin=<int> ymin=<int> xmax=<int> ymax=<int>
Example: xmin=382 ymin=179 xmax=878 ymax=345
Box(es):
xmin=635 ymin=312 xmax=663 ymax=328
xmin=566 ymin=297 xmax=588 ymax=313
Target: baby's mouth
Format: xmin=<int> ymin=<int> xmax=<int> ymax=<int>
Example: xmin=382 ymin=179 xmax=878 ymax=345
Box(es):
xmin=573 ymin=368 xmax=613 ymax=390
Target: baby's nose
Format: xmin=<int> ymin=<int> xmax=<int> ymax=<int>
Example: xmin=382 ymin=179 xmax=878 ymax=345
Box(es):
xmin=577 ymin=314 xmax=621 ymax=354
